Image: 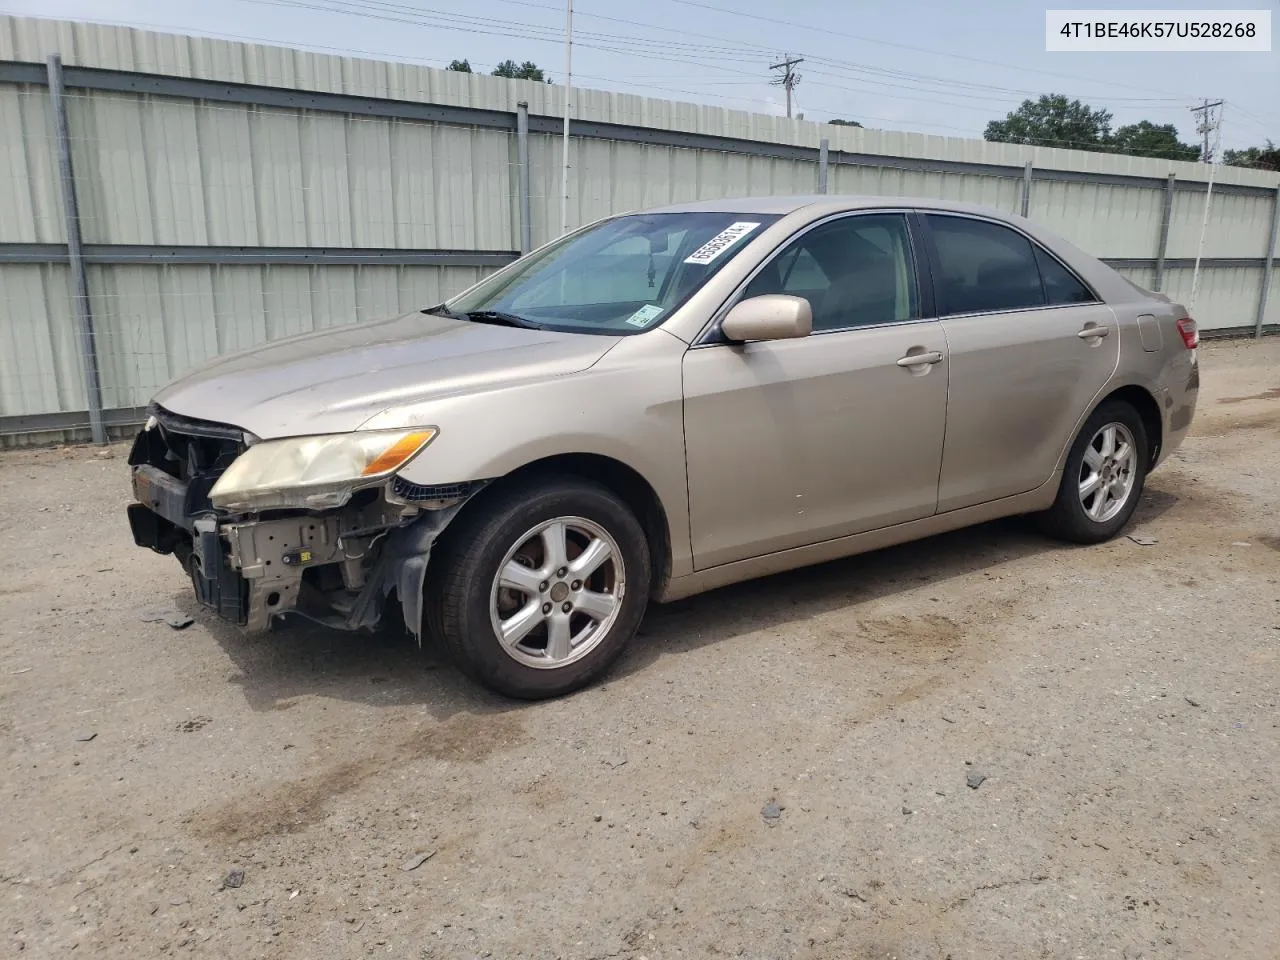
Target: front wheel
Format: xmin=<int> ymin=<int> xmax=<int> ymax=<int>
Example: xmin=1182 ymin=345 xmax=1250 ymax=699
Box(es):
xmin=1039 ymin=401 xmax=1149 ymax=544
xmin=426 ymin=476 xmax=651 ymax=699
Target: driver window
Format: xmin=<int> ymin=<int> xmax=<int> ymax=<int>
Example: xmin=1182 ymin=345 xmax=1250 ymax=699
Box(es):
xmin=742 ymin=214 xmax=919 ymax=332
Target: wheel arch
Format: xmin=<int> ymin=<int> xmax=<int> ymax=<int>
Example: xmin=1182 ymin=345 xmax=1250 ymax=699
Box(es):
xmin=434 ymin=453 xmax=673 ymax=600
xmin=1097 ymin=384 xmax=1163 ymax=468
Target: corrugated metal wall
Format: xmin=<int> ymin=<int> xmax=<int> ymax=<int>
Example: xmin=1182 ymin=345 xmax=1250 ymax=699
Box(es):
xmin=1 ymin=14 xmax=1277 ymax=442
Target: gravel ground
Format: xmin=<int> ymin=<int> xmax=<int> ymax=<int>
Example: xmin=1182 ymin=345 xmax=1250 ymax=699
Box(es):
xmin=2 ymin=337 xmax=1278 ymax=960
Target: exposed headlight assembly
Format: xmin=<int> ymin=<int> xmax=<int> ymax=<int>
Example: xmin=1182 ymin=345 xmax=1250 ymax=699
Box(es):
xmin=209 ymin=428 xmax=437 ymax=512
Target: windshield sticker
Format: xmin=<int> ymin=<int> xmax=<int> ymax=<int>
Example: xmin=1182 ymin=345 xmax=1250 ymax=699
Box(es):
xmin=683 ymin=221 xmax=762 ymax=265
xmin=625 ymin=304 xmax=666 ymax=328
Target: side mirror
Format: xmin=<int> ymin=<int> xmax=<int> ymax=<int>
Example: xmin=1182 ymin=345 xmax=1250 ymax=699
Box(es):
xmin=721 ymin=294 xmax=813 ymax=343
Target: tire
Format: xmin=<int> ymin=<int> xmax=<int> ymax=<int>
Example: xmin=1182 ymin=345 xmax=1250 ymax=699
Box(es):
xmin=426 ymin=475 xmax=650 ymax=699
xmin=1039 ymin=400 xmax=1149 ymax=544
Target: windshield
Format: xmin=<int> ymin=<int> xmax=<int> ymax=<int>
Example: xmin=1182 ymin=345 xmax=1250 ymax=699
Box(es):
xmin=446 ymin=212 xmax=780 ymax=335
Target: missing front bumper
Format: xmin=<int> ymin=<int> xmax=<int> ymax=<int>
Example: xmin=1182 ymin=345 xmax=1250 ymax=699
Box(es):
xmin=128 ymin=467 xmax=468 ymax=636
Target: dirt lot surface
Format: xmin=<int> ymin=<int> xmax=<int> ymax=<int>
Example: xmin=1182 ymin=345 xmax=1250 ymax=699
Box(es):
xmin=2 ymin=338 xmax=1278 ymax=960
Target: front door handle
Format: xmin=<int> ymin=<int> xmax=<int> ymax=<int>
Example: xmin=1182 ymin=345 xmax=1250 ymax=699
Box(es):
xmin=896 ymin=351 xmax=944 ymax=367
xmin=1077 ymin=326 xmax=1111 ymax=339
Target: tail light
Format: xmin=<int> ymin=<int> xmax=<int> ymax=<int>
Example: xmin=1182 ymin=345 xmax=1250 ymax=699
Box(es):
xmin=1175 ymin=317 xmax=1198 ymax=350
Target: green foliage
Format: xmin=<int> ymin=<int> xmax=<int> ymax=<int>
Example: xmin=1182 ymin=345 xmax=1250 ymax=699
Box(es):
xmin=1223 ymin=140 xmax=1280 ymax=171
xmin=1108 ymin=121 xmax=1200 ymax=161
xmin=986 ymin=94 xmax=1204 ymax=161
xmin=985 ymin=94 xmax=1113 ymax=151
xmin=492 ymin=60 xmax=548 ymax=82
xmin=446 ymin=59 xmax=473 ymax=73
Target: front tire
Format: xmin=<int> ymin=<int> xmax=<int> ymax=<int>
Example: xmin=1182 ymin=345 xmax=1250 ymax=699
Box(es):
xmin=1039 ymin=400 xmax=1148 ymax=544
xmin=427 ymin=476 xmax=651 ymax=699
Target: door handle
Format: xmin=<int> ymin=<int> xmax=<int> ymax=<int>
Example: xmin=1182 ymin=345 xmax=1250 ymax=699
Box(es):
xmin=896 ymin=351 xmax=943 ymax=367
xmin=1077 ymin=326 xmax=1111 ymax=339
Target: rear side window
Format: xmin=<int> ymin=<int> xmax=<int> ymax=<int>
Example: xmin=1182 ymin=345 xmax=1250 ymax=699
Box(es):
xmin=926 ymin=214 xmax=1044 ymax=315
xmin=1034 ymin=245 xmax=1095 ymax=305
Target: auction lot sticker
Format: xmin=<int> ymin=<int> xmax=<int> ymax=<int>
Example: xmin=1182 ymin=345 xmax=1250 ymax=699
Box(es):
xmin=684 ymin=222 xmax=761 ymax=265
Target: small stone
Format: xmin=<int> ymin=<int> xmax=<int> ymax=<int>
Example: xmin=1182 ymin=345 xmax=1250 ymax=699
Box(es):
xmin=1184 ymin=696 xmax=1201 ymax=708
xmin=966 ymin=770 xmax=987 ymax=790
xmin=603 ymin=754 xmax=628 ymax=769
xmin=593 ymin=814 xmax=603 ymax=822
xmin=901 ymin=806 xmax=913 ymax=815
xmin=221 ymin=868 xmax=245 ymax=890
xmin=73 ymin=732 xmax=97 ymax=743
xmin=761 ymin=801 xmax=782 ymax=821
xmin=401 ymin=850 xmax=436 ymax=871
xmin=165 ymin=613 xmax=195 ymax=630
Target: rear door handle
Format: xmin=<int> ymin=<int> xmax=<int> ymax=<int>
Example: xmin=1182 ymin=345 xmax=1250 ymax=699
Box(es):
xmin=896 ymin=351 xmax=944 ymax=367
xmin=1077 ymin=326 xmax=1111 ymax=339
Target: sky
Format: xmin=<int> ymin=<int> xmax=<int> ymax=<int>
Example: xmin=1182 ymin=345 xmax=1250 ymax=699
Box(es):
xmin=1 ymin=0 xmax=1276 ymax=152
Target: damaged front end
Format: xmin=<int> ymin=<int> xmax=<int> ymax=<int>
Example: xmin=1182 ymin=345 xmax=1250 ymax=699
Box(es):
xmin=125 ymin=407 xmax=477 ymax=637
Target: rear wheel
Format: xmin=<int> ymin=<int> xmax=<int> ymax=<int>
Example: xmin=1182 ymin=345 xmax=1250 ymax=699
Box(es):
xmin=427 ymin=476 xmax=650 ymax=699
xmin=1040 ymin=400 xmax=1148 ymax=544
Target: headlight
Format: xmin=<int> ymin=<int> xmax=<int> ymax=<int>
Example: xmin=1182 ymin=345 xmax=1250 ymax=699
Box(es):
xmin=209 ymin=428 xmax=437 ymax=512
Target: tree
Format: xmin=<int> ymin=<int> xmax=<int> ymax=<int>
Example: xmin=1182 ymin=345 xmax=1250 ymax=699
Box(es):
xmin=828 ymin=118 xmax=862 ymax=127
xmin=1108 ymin=121 xmax=1200 ymax=161
xmin=985 ymin=94 xmax=1112 ymax=152
xmin=492 ymin=60 xmax=548 ymax=82
xmin=446 ymin=59 xmax=473 ymax=72
xmin=1223 ymin=140 xmax=1280 ymax=171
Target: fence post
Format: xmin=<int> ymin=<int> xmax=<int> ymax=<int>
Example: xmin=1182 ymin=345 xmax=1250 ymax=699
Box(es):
xmin=1153 ymin=173 xmax=1176 ymax=293
xmin=1256 ymin=184 xmax=1280 ymax=338
xmin=1020 ymin=160 xmax=1032 ymax=217
xmin=516 ymin=100 xmax=532 ymax=255
xmin=46 ymin=54 xmax=106 ymax=445
xmin=817 ymin=138 xmax=829 ymax=194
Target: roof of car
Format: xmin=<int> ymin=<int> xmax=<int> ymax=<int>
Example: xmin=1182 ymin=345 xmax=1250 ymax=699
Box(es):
xmin=642 ymin=195 xmax=1013 ymax=218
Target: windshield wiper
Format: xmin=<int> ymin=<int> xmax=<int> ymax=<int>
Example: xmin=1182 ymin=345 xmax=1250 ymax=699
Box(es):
xmin=461 ymin=309 xmax=543 ymax=330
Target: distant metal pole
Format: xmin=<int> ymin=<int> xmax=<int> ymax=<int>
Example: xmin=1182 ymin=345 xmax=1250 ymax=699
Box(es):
xmin=1256 ymin=184 xmax=1279 ymax=338
xmin=817 ymin=138 xmax=829 ymax=194
xmin=1188 ymin=162 xmax=1217 ymax=313
xmin=516 ymin=101 xmax=532 ymax=254
xmin=559 ymin=0 xmax=573 ymax=237
xmin=47 ymin=54 xmax=105 ymax=445
xmin=1153 ymin=173 xmax=1176 ymax=292
xmin=1020 ymin=160 xmax=1033 ymax=217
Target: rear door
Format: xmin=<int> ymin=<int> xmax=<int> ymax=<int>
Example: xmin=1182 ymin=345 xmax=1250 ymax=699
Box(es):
xmin=920 ymin=212 xmax=1120 ymax=512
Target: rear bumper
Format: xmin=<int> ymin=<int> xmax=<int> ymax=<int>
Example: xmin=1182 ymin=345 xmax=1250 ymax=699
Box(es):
xmin=1157 ymin=349 xmax=1200 ymax=466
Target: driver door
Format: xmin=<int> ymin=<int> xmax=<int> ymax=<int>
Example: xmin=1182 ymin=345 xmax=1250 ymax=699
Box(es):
xmin=681 ymin=212 xmax=949 ymax=570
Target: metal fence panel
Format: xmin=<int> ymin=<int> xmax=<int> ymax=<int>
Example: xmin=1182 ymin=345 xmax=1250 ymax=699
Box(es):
xmin=1162 ymin=264 xmax=1266 ymax=331
xmin=1028 ymin=179 xmax=1165 ymax=259
xmin=0 ymin=84 xmax=62 ymax=243
xmin=1166 ymin=188 xmax=1275 ymax=260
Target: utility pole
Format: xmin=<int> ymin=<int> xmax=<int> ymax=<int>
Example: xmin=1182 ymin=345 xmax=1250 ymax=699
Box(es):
xmin=1190 ymin=98 xmax=1223 ymax=163
xmin=769 ymin=54 xmax=803 ymax=119
xmin=560 ymin=0 xmax=573 ymax=236
xmin=1187 ymin=99 xmax=1224 ymax=313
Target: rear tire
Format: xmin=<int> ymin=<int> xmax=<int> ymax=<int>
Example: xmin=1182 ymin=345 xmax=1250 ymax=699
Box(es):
xmin=426 ymin=476 xmax=650 ymax=699
xmin=1039 ymin=400 xmax=1148 ymax=544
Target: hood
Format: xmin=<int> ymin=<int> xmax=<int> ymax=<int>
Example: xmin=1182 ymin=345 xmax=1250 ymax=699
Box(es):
xmin=154 ymin=312 xmax=621 ymax=438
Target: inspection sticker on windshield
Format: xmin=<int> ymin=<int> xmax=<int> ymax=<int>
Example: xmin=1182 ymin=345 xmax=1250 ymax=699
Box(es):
xmin=625 ymin=304 xmax=665 ymax=327
xmin=684 ymin=222 xmax=761 ymax=265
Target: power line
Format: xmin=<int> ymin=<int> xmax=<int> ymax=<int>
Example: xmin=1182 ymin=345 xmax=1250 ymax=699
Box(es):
xmin=658 ymin=0 xmax=1197 ymax=100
